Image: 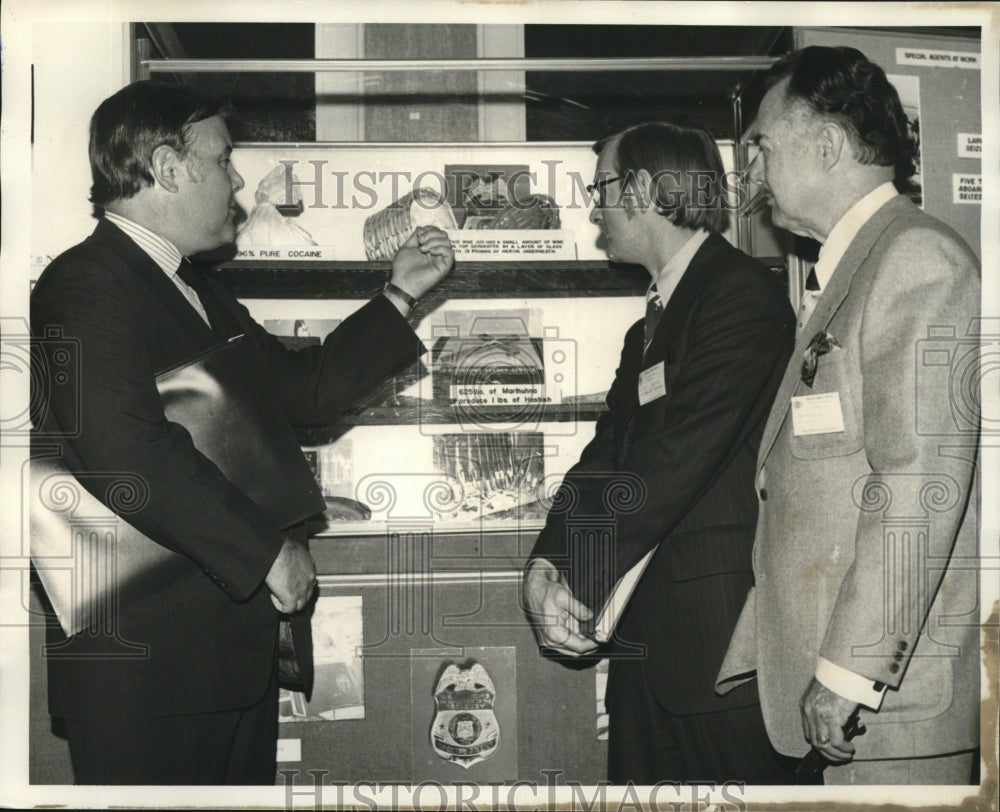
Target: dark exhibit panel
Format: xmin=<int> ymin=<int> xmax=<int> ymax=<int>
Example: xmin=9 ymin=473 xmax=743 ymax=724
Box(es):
xmin=278 ymin=531 xmax=606 ymax=784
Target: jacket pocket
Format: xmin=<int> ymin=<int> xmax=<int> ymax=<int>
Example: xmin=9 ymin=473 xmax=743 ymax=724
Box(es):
xmin=789 ymin=347 xmax=864 ymax=459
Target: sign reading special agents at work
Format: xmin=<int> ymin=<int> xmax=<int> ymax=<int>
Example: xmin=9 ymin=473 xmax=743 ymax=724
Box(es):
xmin=896 ymin=47 xmax=980 ymax=69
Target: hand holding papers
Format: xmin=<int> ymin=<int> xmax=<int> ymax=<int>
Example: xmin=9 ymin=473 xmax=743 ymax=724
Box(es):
xmin=587 ymin=546 xmax=657 ymax=643
xmin=521 ymin=559 xmax=598 ymax=656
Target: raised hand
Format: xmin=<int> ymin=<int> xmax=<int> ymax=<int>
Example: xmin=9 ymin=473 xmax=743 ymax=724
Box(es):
xmin=389 ymin=225 xmax=455 ymax=300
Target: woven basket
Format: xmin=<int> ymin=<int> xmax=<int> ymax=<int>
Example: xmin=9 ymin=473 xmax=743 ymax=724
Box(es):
xmin=363 ymin=188 xmax=458 ymax=261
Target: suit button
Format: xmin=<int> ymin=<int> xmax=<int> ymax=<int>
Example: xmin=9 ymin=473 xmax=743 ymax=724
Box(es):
xmin=889 ymin=663 xmax=900 ymax=674
xmin=759 ymin=488 xmax=768 ymax=501
xmin=893 ymin=651 xmax=903 ymax=661
xmin=898 ymin=641 xmax=908 ymax=651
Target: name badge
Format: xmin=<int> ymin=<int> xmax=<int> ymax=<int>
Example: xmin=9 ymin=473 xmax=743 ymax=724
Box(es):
xmin=791 ymin=392 xmax=846 ymax=436
xmin=638 ymin=361 xmax=667 ymax=405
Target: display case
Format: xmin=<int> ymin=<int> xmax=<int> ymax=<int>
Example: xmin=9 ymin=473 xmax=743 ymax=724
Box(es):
xmin=192 ymin=62 xmax=778 ymax=786
xmin=18 ymin=14 xmax=987 ymax=795
xmin=222 ymin=208 xmax=650 ymax=784
xmin=27 ymin=33 xmax=791 ymax=786
xmin=224 ymin=275 xmax=648 ymax=781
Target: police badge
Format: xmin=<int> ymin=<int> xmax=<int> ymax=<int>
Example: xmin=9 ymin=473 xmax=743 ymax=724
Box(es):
xmin=430 ymin=661 xmax=500 ymax=768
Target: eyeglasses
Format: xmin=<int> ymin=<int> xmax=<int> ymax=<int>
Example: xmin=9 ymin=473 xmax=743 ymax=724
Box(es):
xmin=586 ymin=175 xmax=624 ymax=207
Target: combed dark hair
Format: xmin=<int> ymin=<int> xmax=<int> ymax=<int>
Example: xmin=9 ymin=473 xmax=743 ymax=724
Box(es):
xmin=593 ymin=121 xmax=730 ymax=234
xmin=88 ymin=80 xmax=230 ymax=206
xmin=766 ymin=46 xmax=916 ymax=182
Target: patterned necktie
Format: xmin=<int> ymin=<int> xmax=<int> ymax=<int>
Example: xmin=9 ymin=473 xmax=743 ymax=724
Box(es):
xmin=796 ymin=267 xmax=822 ymax=339
xmin=801 ymin=329 xmax=841 ymax=387
xmin=176 ymin=259 xmax=242 ymax=340
xmin=644 ymin=283 xmax=664 ymax=351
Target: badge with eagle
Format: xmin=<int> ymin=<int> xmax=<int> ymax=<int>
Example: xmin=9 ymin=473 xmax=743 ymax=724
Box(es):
xmin=430 ymin=661 xmax=500 ymax=768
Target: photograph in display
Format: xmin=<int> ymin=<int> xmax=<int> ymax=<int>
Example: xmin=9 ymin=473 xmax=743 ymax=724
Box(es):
xmin=430 ymin=307 xmax=545 ymax=408
xmin=278 ymin=595 xmax=365 ymax=723
xmin=888 ymin=73 xmax=923 ymax=206
xmin=595 ymin=659 xmax=610 ymax=741
xmin=237 ymin=163 xmax=318 ymax=248
xmin=430 ymin=431 xmax=545 ymax=522
xmin=300 ymin=439 xmax=375 ymax=528
xmin=443 ymin=163 xmax=561 ymax=231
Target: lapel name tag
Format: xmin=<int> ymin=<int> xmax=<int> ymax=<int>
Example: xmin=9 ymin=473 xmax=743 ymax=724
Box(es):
xmin=791 ymin=392 xmax=846 ymax=436
xmin=638 ymin=361 xmax=667 ymax=405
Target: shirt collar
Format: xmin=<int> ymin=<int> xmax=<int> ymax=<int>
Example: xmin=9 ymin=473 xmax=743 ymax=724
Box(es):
xmin=812 ymin=182 xmax=898 ymax=290
xmin=103 ymin=211 xmax=184 ymax=277
xmin=650 ymin=229 xmax=710 ymax=303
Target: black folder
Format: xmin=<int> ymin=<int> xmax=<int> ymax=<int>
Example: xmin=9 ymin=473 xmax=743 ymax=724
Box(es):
xmin=155 ymin=334 xmax=324 ymax=524
xmin=31 ymin=335 xmax=324 ymax=636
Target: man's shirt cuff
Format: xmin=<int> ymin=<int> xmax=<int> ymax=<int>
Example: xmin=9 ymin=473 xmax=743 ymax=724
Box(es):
xmin=816 ymin=657 xmax=887 ymax=710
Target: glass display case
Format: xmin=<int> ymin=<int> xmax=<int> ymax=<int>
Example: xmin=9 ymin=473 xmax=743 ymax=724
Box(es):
xmin=19 ymin=16 xmax=987 ymax=793
xmin=137 ymin=33 xmax=785 ymax=784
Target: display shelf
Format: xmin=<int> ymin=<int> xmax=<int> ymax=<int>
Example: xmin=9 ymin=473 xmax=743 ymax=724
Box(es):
xmin=307 ymin=527 xmax=531 ymax=575
xmin=295 ymin=402 xmax=606 ymax=442
xmin=209 ymin=259 xmax=650 ymax=299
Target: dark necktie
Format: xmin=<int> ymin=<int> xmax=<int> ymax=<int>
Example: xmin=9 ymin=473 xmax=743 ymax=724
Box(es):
xmin=643 ymin=283 xmax=664 ymax=351
xmin=176 ymin=259 xmax=242 ymax=340
xmin=797 ymin=267 xmax=822 ymax=338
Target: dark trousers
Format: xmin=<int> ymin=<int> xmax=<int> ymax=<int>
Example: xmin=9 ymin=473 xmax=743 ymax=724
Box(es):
xmin=65 ymin=663 xmax=279 ymax=785
xmin=607 ymin=656 xmax=797 ymax=786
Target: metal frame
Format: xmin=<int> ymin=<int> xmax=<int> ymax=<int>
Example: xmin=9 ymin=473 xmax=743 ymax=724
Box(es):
xmin=136 ymin=50 xmax=780 ymax=257
xmin=138 ymin=55 xmax=780 ymax=75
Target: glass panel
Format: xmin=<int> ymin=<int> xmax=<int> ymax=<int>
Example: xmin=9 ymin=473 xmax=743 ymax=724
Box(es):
xmin=166 ymin=23 xmax=317 ymax=142
xmin=137 ymin=23 xmax=791 ymax=143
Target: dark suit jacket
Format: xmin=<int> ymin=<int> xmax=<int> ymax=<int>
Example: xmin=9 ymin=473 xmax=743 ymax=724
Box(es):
xmin=31 ymin=219 xmax=423 ymax=719
xmin=531 ymin=233 xmax=794 ymax=715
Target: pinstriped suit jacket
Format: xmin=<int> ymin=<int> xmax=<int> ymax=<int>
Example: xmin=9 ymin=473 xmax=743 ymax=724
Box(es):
xmin=532 ymin=233 xmax=795 ymax=714
xmin=32 ymin=219 xmax=424 ymax=718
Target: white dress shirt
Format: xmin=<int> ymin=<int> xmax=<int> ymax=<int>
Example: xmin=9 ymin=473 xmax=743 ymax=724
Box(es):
xmin=797 ymin=182 xmax=898 ymax=339
xmin=808 ymin=182 xmax=900 ymax=711
xmin=642 ymin=229 xmax=710 ymax=355
xmin=103 ymin=211 xmax=211 ymax=327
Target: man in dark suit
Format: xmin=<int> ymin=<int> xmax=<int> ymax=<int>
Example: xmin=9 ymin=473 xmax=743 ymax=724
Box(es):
xmin=30 ymin=80 xmax=453 ymax=785
xmin=522 ymin=122 xmax=797 ymax=783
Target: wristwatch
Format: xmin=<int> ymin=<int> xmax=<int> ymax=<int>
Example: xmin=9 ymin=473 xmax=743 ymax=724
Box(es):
xmin=384 ymin=281 xmax=418 ymax=309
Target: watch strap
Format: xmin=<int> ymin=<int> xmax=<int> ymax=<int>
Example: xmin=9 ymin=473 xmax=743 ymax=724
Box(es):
xmin=384 ymin=282 xmax=418 ymax=309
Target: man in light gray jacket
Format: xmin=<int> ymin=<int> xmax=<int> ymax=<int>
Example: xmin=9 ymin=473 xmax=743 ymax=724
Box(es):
xmin=717 ymin=45 xmax=981 ymax=785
